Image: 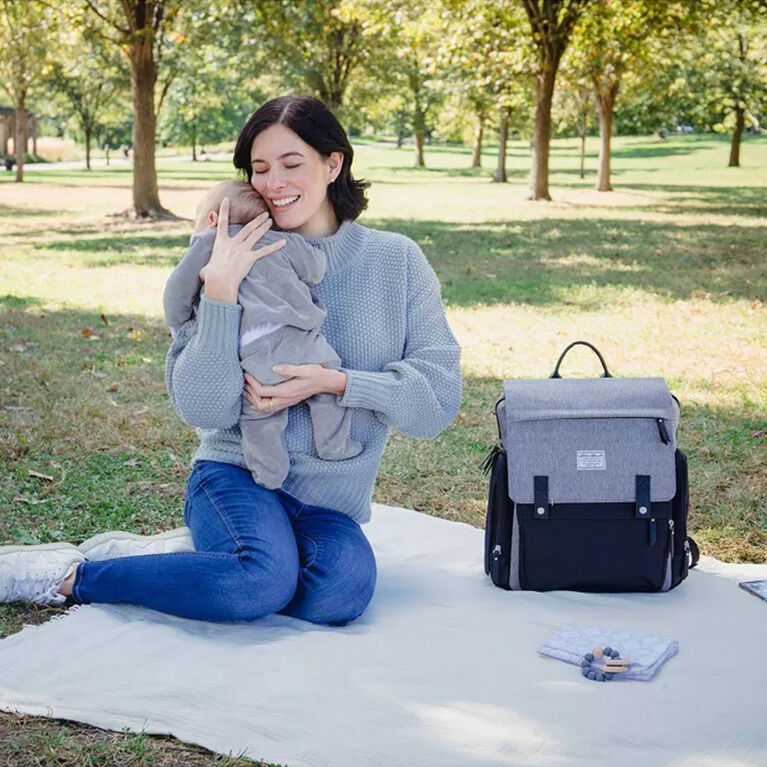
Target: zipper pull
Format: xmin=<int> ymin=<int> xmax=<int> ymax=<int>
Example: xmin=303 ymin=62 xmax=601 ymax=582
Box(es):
xmin=648 ymin=518 xmax=657 ymax=546
xmin=669 ymin=519 xmax=676 ymax=554
xmin=656 ymin=418 xmax=670 ymax=444
xmin=480 ymin=443 xmax=502 ymax=475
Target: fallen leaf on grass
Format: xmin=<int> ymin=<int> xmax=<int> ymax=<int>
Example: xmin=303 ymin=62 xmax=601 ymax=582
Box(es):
xmin=80 ymin=328 xmax=99 ymax=339
xmin=10 ymin=344 xmax=27 ymax=352
xmin=28 ymin=470 xmax=54 ymax=481
xmin=123 ymin=458 xmax=140 ymax=467
xmin=100 ymin=313 xmax=110 ymax=325
xmin=133 ymin=407 xmax=149 ymax=416
xmin=751 ymin=430 xmax=767 ymax=440
xmin=13 ymin=496 xmax=28 ymax=503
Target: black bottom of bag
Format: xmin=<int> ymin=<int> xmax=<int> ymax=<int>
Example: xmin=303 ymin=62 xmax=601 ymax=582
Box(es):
xmin=517 ymin=505 xmax=670 ymax=592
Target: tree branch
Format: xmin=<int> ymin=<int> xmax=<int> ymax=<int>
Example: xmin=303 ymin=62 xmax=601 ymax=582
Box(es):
xmin=83 ymin=0 xmax=130 ymax=36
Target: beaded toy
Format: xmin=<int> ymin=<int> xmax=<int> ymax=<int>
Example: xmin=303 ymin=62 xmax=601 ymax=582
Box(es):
xmin=580 ymin=645 xmax=631 ymax=682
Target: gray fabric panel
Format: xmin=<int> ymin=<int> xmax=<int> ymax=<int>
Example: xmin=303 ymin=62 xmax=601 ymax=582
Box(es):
xmin=505 ymin=417 xmax=676 ymax=503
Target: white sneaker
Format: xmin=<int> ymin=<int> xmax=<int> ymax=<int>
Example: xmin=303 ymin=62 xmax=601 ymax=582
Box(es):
xmin=0 ymin=542 xmax=85 ymax=606
xmin=77 ymin=526 xmax=195 ymax=560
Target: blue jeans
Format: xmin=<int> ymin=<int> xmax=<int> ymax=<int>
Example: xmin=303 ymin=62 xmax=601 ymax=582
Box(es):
xmin=72 ymin=460 xmax=377 ymax=625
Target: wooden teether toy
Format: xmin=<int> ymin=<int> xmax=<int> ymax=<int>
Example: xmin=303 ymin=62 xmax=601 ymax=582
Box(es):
xmin=580 ymin=646 xmax=631 ymax=681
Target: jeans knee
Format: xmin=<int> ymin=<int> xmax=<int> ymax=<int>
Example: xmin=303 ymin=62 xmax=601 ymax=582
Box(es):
xmin=232 ymin=551 xmax=299 ymax=621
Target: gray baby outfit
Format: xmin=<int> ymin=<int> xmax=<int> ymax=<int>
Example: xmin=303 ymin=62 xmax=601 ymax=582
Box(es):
xmin=163 ymin=225 xmax=362 ymax=489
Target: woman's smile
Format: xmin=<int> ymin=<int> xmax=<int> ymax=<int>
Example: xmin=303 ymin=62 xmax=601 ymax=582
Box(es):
xmin=270 ymin=194 xmax=301 ymax=211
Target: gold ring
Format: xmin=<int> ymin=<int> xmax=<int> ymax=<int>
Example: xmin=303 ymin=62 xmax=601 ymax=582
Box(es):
xmin=268 ymin=397 xmax=274 ymax=411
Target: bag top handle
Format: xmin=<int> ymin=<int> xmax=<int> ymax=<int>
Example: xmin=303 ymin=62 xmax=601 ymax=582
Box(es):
xmin=550 ymin=341 xmax=612 ymax=379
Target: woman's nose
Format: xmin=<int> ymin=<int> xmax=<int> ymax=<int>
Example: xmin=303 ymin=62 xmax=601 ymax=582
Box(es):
xmin=265 ymin=167 xmax=286 ymax=191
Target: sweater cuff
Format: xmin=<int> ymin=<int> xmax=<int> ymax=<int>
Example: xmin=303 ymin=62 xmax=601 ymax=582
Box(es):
xmin=336 ymin=368 xmax=394 ymax=413
xmin=196 ymin=295 xmax=242 ymax=356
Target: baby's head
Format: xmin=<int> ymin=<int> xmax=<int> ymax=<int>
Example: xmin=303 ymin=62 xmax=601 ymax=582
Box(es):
xmin=193 ymin=180 xmax=268 ymax=235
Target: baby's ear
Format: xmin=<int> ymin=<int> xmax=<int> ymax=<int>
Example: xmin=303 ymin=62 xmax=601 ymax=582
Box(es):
xmin=208 ymin=211 xmax=218 ymax=227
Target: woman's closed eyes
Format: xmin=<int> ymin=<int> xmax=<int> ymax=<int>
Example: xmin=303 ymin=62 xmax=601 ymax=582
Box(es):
xmin=252 ymin=165 xmax=302 ymax=174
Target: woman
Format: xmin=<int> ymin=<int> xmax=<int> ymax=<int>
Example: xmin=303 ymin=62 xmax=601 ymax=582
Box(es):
xmin=0 ymin=95 xmax=463 ymax=626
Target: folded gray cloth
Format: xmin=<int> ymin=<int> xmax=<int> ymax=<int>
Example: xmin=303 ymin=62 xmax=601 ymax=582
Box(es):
xmin=539 ymin=624 xmax=678 ymax=681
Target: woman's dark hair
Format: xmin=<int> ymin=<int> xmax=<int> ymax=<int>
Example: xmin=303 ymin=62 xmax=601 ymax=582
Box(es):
xmin=233 ymin=94 xmax=370 ymax=223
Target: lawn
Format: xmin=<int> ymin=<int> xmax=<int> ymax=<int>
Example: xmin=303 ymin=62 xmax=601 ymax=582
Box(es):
xmin=1 ymin=132 xmax=766 ymax=764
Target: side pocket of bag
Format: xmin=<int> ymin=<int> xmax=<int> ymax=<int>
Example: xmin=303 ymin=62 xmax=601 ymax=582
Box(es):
xmin=485 ymin=449 xmax=514 ymax=589
xmin=670 ymin=447 xmax=690 ymax=588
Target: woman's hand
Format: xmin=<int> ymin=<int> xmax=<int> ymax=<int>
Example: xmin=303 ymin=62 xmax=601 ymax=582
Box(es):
xmin=199 ymin=197 xmax=287 ymax=303
xmin=244 ymin=365 xmax=348 ymax=413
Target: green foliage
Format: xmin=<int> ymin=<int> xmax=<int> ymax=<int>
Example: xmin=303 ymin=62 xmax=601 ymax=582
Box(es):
xmin=696 ymin=0 xmax=767 ymax=133
xmin=440 ymin=0 xmax=535 ymax=135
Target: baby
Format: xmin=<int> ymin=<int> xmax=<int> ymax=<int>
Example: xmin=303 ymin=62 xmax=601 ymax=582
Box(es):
xmin=164 ymin=180 xmax=362 ymax=489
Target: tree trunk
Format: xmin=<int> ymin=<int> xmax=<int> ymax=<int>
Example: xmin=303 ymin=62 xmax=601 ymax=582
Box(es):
xmin=596 ymin=99 xmax=614 ymax=191
xmin=594 ymin=77 xmax=619 ymax=192
xmin=14 ymin=96 xmax=26 ymax=182
xmin=472 ymin=115 xmax=484 ymax=168
xmin=414 ymin=127 xmax=425 ymax=167
xmin=128 ymin=42 xmax=169 ymax=218
xmin=85 ymin=127 xmax=92 ymax=170
xmin=728 ymin=105 xmax=744 ymax=167
xmin=492 ymin=106 xmax=510 ymax=183
xmin=529 ymin=66 xmax=556 ymax=200
xmin=191 ymin=115 xmax=197 ymax=161
xmin=31 ymin=118 xmax=37 ymax=156
xmin=396 ymin=131 xmax=404 ymax=148
xmin=105 ymin=146 xmax=110 ymax=166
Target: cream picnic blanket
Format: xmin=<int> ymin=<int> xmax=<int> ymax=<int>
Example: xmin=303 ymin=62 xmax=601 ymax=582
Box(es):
xmin=1 ymin=503 xmax=765 ymax=767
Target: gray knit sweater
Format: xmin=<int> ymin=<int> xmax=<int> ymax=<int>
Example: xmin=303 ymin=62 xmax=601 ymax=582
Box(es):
xmin=164 ymin=218 xmax=462 ymax=524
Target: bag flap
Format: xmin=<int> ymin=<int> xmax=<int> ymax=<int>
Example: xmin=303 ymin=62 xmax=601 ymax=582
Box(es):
xmin=499 ymin=377 xmax=677 ymax=504
xmin=503 ymin=377 xmax=674 ymax=421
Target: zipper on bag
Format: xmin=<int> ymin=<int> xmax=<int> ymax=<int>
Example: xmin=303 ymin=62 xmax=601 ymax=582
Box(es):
xmin=660 ymin=518 xmax=675 ymax=591
xmin=648 ymin=518 xmax=657 ymax=546
xmin=656 ymin=418 xmax=670 ymax=444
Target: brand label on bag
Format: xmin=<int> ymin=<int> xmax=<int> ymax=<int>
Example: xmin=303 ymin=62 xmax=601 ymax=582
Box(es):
xmin=577 ymin=450 xmax=606 ymax=470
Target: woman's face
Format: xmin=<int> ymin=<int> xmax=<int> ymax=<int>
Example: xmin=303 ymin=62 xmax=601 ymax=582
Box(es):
xmin=248 ymin=123 xmax=343 ymax=236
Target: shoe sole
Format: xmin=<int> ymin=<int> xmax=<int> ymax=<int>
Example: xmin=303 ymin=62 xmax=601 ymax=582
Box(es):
xmin=77 ymin=528 xmax=193 ymax=558
xmin=0 ymin=542 xmax=84 ymax=556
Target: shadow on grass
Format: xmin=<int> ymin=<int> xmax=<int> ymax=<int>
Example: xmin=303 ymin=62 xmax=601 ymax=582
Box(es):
xmin=0 ymin=204 xmax=68 ymax=217
xmin=366 ymin=217 xmax=767 ymax=308
xmin=624 ymin=184 xmax=767 ymax=218
xmin=36 ymin=232 xmax=190 ymax=268
xmin=0 ymin=295 xmax=46 ymax=310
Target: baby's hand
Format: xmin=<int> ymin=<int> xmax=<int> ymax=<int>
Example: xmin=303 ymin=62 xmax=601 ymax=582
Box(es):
xmin=200 ymin=198 xmax=286 ymax=303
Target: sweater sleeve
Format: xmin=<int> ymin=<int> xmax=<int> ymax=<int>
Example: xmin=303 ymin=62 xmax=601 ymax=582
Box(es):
xmin=334 ymin=242 xmax=462 ymax=439
xmin=164 ymin=295 xmax=245 ymax=429
xmin=163 ymin=229 xmax=216 ymax=332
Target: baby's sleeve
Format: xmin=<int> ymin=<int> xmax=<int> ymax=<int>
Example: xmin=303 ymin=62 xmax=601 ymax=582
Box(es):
xmin=163 ymin=228 xmax=217 ymax=332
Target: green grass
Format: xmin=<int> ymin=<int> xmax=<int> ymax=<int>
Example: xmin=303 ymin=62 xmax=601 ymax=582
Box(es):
xmin=1 ymin=131 xmax=766 ymax=764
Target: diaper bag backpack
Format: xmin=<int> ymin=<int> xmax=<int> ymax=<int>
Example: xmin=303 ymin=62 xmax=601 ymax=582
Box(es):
xmin=481 ymin=341 xmax=699 ymax=592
